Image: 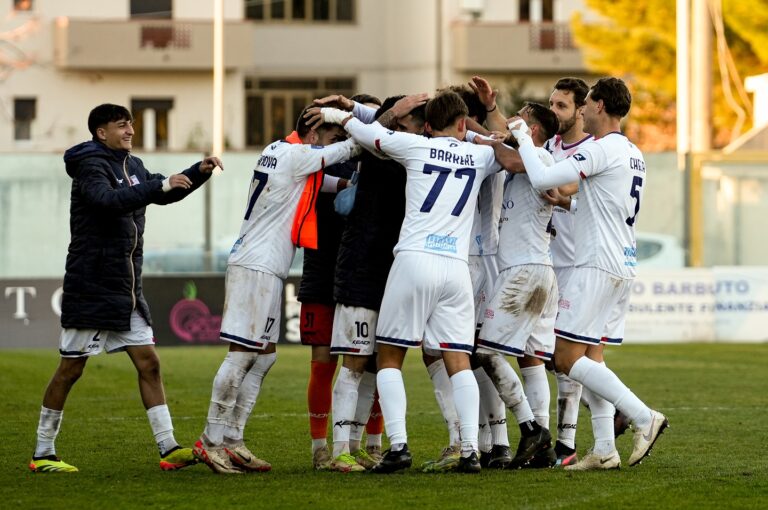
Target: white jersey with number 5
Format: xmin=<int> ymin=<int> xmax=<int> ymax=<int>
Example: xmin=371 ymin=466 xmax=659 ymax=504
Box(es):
xmin=227 ymin=138 xmax=359 ymax=278
xmin=344 ymin=118 xmax=501 ymax=262
xmin=567 ymin=132 xmax=645 ymax=278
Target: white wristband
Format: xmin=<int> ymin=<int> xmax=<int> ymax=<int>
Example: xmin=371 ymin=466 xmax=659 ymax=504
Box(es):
xmin=162 ymin=177 xmax=172 ymax=192
xmin=321 ymin=107 xmax=353 ymax=125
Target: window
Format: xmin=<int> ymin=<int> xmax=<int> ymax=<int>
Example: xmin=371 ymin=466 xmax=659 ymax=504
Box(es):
xmin=542 ymin=0 xmax=554 ymax=22
xmin=245 ymin=0 xmax=355 ymax=22
xmin=519 ymin=0 xmax=530 ymax=22
xmin=131 ymin=0 xmax=172 ymax=19
xmin=245 ymin=77 xmax=355 ymax=146
xmin=131 ymin=98 xmax=173 ymax=150
xmin=13 ymin=0 xmax=33 ymax=11
xmin=14 ymin=98 xmax=35 ymax=141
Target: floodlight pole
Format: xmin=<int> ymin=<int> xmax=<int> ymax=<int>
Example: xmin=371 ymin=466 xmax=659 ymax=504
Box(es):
xmin=204 ymin=0 xmax=225 ymax=272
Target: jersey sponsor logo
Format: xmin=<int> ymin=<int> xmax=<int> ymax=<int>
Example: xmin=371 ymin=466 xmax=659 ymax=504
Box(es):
xmin=424 ymin=233 xmax=458 ymax=253
xmin=257 ymin=154 xmax=278 ymax=169
xmin=573 ymin=153 xmax=586 ymax=162
xmin=623 ymin=245 xmax=638 ymax=266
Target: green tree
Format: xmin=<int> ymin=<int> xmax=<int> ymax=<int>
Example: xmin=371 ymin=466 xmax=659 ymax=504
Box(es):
xmin=571 ymin=0 xmax=767 ymax=150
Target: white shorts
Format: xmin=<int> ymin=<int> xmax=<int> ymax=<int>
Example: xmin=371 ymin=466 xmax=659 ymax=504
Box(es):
xmin=477 ymin=264 xmax=558 ymax=360
xmin=59 ymin=310 xmax=154 ymax=358
xmin=469 ymin=254 xmax=500 ymax=329
xmin=219 ymin=265 xmax=282 ymax=349
xmin=376 ymin=251 xmax=475 ymax=354
xmin=330 ymin=304 xmax=378 ymax=356
xmin=554 ymin=266 xmax=574 ymax=301
xmin=555 ymin=267 xmax=631 ymax=345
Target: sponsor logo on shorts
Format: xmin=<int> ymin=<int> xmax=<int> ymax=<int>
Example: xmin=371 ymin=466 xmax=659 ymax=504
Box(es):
xmin=352 ymin=339 xmax=370 ymax=346
xmin=425 ymin=233 xmax=458 ymax=253
xmin=558 ymin=298 xmax=571 ymax=310
xmin=484 ymin=309 xmax=494 ymax=319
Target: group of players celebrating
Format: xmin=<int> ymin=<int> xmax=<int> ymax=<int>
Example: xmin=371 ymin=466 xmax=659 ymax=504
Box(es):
xmin=28 ymin=74 xmax=667 ymax=476
xmin=194 ymin=74 xmax=668 ymax=475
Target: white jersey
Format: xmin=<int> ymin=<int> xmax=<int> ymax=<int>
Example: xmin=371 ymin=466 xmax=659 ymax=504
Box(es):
xmin=544 ymin=134 xmax=592 ymax=268
xmin=345 ymin=118 xmax=500 ymax=262
xmin=497 ymin=147 xmax=555 ymax=269
xmin=566 ymin=132 xmax=646 ymax=278
xmin=468 ymin=172 xmax=504 ymax=256
xmin=227 ymin=138 xmax=360 ymax=278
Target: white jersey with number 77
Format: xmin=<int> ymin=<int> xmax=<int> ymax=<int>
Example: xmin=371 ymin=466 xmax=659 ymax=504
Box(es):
xmin=344 ymin=118 xmax=501 ymax=262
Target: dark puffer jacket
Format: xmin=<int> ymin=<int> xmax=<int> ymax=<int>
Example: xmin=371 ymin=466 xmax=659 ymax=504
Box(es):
xmin=61 ymin=140 xmax=211 ymax=331
xmin=333 ymin=151 xmax=406 ymax=310
xmin=297 ymin=160 xmax=357 ymax=305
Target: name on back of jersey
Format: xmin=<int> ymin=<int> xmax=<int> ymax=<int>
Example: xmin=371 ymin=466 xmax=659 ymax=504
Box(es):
xmin=429 ymin=148 xmax=476 ymax=167
xmin=257 ymin=154 xmax=278 ymax=169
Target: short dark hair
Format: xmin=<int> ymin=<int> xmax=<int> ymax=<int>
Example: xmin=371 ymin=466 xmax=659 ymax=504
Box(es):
xmin=444 ymin=84 xmax=487 ymax=125
xmin=295 ymin=105 xmax=336 ymax=138
xmin=553 ymin=77 xmax=589 ymax=108
xmin=425 ymin=91 xmax=468 ymax=132
xmin=88 ymin=104 xmax=132 ymax=137
xmin=375 ymin=95 xmax=426 ymax=126
xmin=589 ymin=77 xmax=631 ymax=118
xmin=350 ymin=93 xmax=382 ymax=107
xmin=522 ymin=102 xmax=559 ymax=141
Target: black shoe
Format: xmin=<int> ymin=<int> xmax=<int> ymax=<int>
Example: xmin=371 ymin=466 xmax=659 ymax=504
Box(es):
xmin=486 ymin=444 xmax=511 ymax=469
xmin=456 ymin=452 xmax=481 ymax=473
xmin=614 ymin=410 xmax=631 ymax=438
xmin=479 ymin=450 xmax=491 ymax=468
xmin=509 ymin=427 xmax=552 ymax=469
xmin=370 ymin=445 xmax=412 ymax=474
xmin=524 ymin=446 xmax=557 ymax=468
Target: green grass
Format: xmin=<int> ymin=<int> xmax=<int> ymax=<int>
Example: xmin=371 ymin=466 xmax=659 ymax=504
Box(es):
xmin=1 ymin=344 xmax=766 ymax=509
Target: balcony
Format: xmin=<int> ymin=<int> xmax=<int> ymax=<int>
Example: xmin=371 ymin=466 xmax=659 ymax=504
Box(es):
xmin=451 ymin=22 xmax=585 ymax=73
xmin=54 ymin=18 xmax=253 ymax=71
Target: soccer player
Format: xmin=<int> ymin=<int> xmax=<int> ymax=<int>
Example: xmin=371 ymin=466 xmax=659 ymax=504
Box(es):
xmin=29 ymin=103 xmax=221 ymax=473
xmin=194 ymin=109 xmax=360 ymax=474
xmin=319 ymin=91 xmax=505 ymax=474
xmin=543 ymin=77 xmax=592 ymax=467
xmin=299 ymin=94 xmax=384 ymax=471
xmin=475 ymin=102 xmax=560 ymax=469
xmin=491 ymin=77 xmax=668 ymax=470
xmin=327 ymin=94 xmax=428 ymax=473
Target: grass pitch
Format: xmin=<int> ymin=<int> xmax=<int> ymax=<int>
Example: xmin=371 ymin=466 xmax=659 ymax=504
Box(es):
xmin=1 ymin=343 xmax=766 ymax=509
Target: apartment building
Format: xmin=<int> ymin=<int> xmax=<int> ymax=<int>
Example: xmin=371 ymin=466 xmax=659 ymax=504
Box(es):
xmin=1 ymin=0 xmax=591 ymax=153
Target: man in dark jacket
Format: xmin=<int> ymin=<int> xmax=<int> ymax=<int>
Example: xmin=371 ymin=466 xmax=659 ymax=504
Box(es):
xmin=29 ymin=103 xmax=222 ymax=473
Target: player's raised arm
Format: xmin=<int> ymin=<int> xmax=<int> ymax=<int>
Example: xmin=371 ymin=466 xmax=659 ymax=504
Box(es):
xmin=509 ymin=120 xmax=582 ymax=191
xmin=290 ymin=138 xmax=361 ymax=178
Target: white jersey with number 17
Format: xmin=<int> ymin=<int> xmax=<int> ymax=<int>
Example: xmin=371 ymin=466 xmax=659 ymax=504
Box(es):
xmin=344 ymin=118 xmax=501 ymax=262
xmin=227 ymin=138 xmax=360 ymax=279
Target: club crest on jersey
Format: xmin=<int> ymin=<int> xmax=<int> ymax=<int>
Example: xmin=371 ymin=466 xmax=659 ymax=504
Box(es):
xmin=425 ymin=233 xmax=458 ymax=253
xmin=573 ymin=153 xmax=586 ymax=162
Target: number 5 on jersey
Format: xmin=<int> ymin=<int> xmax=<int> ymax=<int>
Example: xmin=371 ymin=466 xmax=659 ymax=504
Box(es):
xmin=626 ymin=176 xmax=643 ymax=226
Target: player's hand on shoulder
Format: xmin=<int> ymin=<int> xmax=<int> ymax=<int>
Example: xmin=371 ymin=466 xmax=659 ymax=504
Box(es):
xmin=542 ymin=188 xmax=570 ymax=208
xmin=200 ymin=156 xmax=223 ymax=174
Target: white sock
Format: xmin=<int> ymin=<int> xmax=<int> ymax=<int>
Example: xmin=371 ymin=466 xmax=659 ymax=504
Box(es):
xmin=331 ymin=367 xmax=362 ymax=458
xmin=147 ymin=404 xmax=178 ymax=456
xmin=350 ymin=370 xmax=377 ymax=452
xmin=224 ymin=352 xmax=276 ymax=444
xmin=582 ymin=386 xmax=616 ymax=455
xmin=427 ymin=359 xmax=460 ymax=446
xmin=478 ymin=352 xmax=534 ymax=424
xmin=474 ymin=367 xmax=509 ymax=448
xmin=451 ymin=369 xmax=480 ymax=456
xmin=34 ymin=407 xmax=63 ymax=458
xmin=555 ymin=371 xmax=582 ymax=449
xmin=569 ymin=356 xmax=652 ymax=428
xmin=204 ymin=351 xmax=257 ymax=446
xmin=521 ymin=364 xmax=550 ymax=429
xmin=377 ymin=368 xmax=408 ymax=446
